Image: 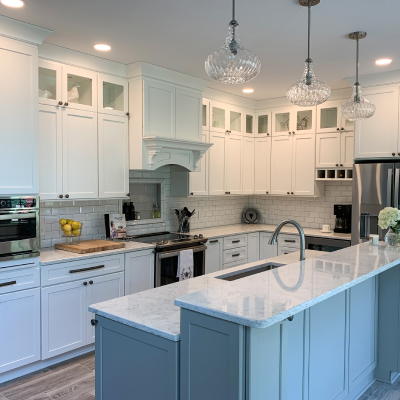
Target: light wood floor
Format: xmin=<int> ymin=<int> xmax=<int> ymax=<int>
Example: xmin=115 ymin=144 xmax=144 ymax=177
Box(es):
xmin=0 ymin=351 xmax=399 ymax=400
xmin=0 ymin=353 xmax=95 ymax=400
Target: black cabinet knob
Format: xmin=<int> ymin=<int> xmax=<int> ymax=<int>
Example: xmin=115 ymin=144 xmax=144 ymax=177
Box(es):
xmin=340 ymin=164 xmax=343 ymax=166
xmin=291 ymin=192 xmax=294 ymax=194
xmin=91 ymin=319 xmax=98 ymax=326
xmin=267 ymin=133 xmax=270 ymax=136
xmin=64 ymin=102 xmax=69 ymax=106
xmin=288 ymin=132 xmax=291 ymax=135
xmin=58 ymin=101 xmax=63 ymax=106
xmin=83 ymin=282 xmax=88 ymax=286
xmin=126 ymin=193 xmax=130 ymax=196
xmin=126 ymin=112 xmax=130 ymax=117
xmin=336 ymin=164 xmax=339 ymax=166
xmin=190 ymin=192 xmax=194 ymax=195
xmin=287 ymin=316 xmax=294 ymax=322
xmin=337 ymin=128 xmax=340 ymax=131
xmin=266 ymin=191 xmax=269 ymax=194
xmin=59 ymin=195 xmax=63 ymax=199
xmin=393 ymin=153 xmax=396 ymax=156
xmin=65 ymin=194 xmax=69 ymax=198
xmin=89 ymin=280 xmax=93 ymax=285
xmin=292 ymin=131 xmax=295 ymax=135
xmin=341 ymin=127 xmax=345 ymax=130
xmin=287 ymin=192 xmax=290 ymax=194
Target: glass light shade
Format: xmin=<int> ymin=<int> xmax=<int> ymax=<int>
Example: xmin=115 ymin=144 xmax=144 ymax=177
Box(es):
xmin=286 ymin=61 xmax=331 ymax=107
xmin=341 ymin=84 xmax=376 ymax=121
xmin=205 ymin=24 xmax=261 ymax=84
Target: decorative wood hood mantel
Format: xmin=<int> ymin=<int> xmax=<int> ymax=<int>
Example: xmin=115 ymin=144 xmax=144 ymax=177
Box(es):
xmin=143 ymin=136 xmax=213 ymax=171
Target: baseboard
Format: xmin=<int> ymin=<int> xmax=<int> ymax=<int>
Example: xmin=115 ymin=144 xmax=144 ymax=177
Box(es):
xmin=0 ymin=345 xmax=95 ymax=385
xmin=376 ymin=371 xmax=400 ymax=384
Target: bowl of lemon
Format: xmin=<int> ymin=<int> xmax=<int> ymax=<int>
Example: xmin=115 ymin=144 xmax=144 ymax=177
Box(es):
xmin=59 ymin=219 xmax=83 ymax=244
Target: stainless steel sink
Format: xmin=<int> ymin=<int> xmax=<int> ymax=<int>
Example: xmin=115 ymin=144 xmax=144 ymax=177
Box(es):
xmin=215 ymin=262 xmax=284 ymax=281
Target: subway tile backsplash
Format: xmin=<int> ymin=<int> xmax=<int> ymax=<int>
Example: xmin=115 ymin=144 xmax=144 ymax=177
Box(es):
xmin=39 ymin=166 xmax=352 ymax=248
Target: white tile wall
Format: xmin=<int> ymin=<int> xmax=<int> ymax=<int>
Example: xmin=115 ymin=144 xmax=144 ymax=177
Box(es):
xmin=39 ymin=167 xmax=352 ymax=248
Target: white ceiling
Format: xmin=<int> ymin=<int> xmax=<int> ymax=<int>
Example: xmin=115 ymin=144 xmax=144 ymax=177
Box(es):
xmin=1 ymin=0 xmax=400 ymax=100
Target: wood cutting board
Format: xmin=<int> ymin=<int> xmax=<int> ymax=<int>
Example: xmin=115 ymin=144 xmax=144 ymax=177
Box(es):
xmin=54 ymin=240 xmax=126 ymax=254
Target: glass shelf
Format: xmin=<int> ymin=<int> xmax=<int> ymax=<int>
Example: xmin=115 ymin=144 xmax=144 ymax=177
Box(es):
xmin=258 ymin=114 xmax=269 ymax=134
xmin=296 ymin=109 xmax=313 ymax=131
xmin=230 ymin=110 xmax=242 ymax=132
xmin=39 ymin=67 xmax=57 ymax=101
xmin=320 ymin=107 xmax=338 ymax=130
xmin=275 ymin=112 xmax=290 ymax=133
xmin=246 ymin=115 xmax=253 ymax=134
xmin=103 ymin=81 xmax=124 ymax=111
xmin=67 ymin=73 xmax=93 ymax=106
xmin=212 ymin=106 xmax=225 ymax=129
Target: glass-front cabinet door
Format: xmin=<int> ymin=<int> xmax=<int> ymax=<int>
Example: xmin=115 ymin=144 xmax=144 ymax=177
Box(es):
xmin=229 ymin=106 xmax=243 ymax=135
xmin=202 ymin=99 xmax=210 ymax=130
xmin=38 ymin=60 xmax=62 ymax=107
xmin=294 ymin=107 xmax=316 ymax=134
xmin=62 ymin=65 xmax=98 ymax=112
xmin=245 ymin=112 xmax=255 ymax=137
xmin=98 ymin=74 xmax=128 ymax=117
xmin=257 ymin=111 xmax=271 ymax=137
xmin=210 ymin=101 xmax=228 ymax=134
xmin=317 ymin=100 xmax=342 ymax=133
xmin=272 ymin=107 xmax=293 ymax=136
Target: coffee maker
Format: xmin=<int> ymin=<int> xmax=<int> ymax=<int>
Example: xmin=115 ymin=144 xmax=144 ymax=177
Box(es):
xmin=334 ymin=205 xmax=352 ymax=233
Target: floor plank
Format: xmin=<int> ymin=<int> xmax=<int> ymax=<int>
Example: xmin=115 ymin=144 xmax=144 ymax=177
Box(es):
xmin=79 ymin=356 xmax=95 ymax=371
xmin=0 ymin=364 xmax=91 ymax=400
xmin=45 ymin=371 xmax=95 ymax=400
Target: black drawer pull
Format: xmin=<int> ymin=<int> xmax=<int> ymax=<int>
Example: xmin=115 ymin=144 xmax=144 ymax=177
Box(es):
xmin=284 ymin=240 xmax=296 ymax=243
xmin=69 ymin=265 xmax=105 ymax=274
xmin=209 ymin=240 xmax=219 ymax=244
xmin=0 ymin=280 xmax=16 ymax=288
xmin=232 ymin=253 xmax=241 ymax=257
xmin=232 ymin=240 xmax=240 ymax=243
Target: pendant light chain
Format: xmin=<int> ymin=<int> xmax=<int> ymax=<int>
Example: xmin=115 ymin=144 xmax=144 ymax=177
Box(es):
xmin=355 ymin=33 xmax=360 ymax=102
xmin=306 ymin=0 xmax=312 ymax=85
xmin=229 ymin=0 xmax=238 ymax=55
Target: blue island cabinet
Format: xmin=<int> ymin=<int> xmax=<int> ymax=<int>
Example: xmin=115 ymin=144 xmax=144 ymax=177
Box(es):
xmin=94 ymin=315 xmax=179 ymax=400
xmin=180 ymin=276 xmax=377 ymax=400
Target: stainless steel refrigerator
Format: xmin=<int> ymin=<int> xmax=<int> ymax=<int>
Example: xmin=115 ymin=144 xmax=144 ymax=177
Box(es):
xmin=352 ymin=161 xmax=400 ymax=245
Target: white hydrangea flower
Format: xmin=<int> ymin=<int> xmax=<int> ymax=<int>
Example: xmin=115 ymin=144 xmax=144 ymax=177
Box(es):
xmin=378 ymin=207 xmax=400 ymax=229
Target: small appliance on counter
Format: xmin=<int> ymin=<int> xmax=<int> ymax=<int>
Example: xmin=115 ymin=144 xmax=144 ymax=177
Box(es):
xmin=123 ymin=202 xmax=136 ymax=221
xmin=334 ymin=204 xmax=352 ymax=233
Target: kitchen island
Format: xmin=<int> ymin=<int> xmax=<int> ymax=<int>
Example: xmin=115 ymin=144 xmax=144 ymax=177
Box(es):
xmin=89 ymin=243 xmax=400 ymax=400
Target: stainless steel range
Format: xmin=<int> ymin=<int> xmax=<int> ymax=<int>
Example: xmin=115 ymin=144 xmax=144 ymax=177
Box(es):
xmin=118 ymin=232 xmax=207 ymax=287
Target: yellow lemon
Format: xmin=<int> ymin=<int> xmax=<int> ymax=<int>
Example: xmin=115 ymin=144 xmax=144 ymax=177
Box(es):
xmin=64 ymin=231 xmax=72 ymax=236
xmin=76 ymin=222 xmax=82 ymax=229
xmin=59 ymin=219 xmax=67 ymax=226
xmin=63 ymin=224 xmax=72 ymax=232
xmin=67 ymin=219 xmax=73 ymax=225
xmin=72 ymin=229 xmax=80 ymax=236
xmin=71 ymin=221 xmax=80 ymax=230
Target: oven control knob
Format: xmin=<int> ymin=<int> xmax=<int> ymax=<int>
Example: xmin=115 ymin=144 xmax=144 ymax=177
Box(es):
xmin=194 ymin=235 xmax=199 ymax=239
xmin=199 ymin=234 xmax=203 ymax=239
xmin=0 ymin=200 xmax=6 ymax=207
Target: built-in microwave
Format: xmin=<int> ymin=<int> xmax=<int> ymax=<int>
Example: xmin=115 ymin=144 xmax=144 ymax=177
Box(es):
xmin=304 ymin=236 xmax=351 ymax=253
xmin=0 ymin=196 xmax=40 ymax=261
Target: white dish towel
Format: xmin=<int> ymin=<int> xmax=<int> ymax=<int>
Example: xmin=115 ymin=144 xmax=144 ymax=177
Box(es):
xmin=177 ymin=249 xmax=194 ymax=281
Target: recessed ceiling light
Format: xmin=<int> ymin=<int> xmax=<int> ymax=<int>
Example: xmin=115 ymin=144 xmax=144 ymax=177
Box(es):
xmin=243 ymin=88 xmax=254 ymax=93
xmin=94 ymin=44 xmax=111 ymax=51
xmin=1 ymin=0 xmax=25 ymax=7
xmin=375 ymin=58 xmax=392 ymax=66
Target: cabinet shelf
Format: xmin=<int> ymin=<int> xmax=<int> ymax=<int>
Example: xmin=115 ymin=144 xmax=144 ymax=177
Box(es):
xmin=316 ymin=168 xmax=353 ymax=181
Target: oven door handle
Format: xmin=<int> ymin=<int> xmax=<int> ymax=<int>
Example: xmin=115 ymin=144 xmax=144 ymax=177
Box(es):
xmin=157 ymin=245 xmax=207 ymax=259
xmin=0 ymin=212 xmax=37 ymax=220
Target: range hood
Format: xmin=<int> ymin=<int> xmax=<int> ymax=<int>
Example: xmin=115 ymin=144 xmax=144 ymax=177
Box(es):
xmin=142 ymin=136 xmax=213 ymax=172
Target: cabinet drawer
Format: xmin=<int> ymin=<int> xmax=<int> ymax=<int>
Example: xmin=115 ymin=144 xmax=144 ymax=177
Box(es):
xmin=222 ymin=258 xmax=248 ymax=269
xmin=41 ymin=254 xmax=124 ymax=286
xmin=223 ymin=247 xmax=247 ymax=264
xmin=223 ymin=234 xmax=247 ymax=250
xmin=0 ymin=266 xmax=40 ymax=295
xmin=278 ymin=234 xmax=300 ymax=248
xmin=278 ymin=246 xmax=299 ymax=256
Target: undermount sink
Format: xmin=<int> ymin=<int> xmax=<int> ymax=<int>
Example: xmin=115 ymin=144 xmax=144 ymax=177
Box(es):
xmin=215 ymin=262 xmax=284 ymax=282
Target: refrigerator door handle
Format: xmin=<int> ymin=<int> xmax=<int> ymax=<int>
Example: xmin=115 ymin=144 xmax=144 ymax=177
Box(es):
xmin=394 ymin=168 xmax=399 ymax=209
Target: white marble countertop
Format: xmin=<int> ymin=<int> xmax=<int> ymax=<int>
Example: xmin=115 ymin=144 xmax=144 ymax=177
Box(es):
xmin=190 ymin=224 xmax=351 ymax=240
xmin=88 ymin=250 xmax=322 ymax=341
xmin=175 ymin=242 xmax=400 ymax=329
xmin=39 ymin=241 xmax=155 ymax=266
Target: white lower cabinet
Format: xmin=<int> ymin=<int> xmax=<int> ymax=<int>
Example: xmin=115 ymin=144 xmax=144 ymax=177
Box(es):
xmin=125 ymin=250 xmax=155 ymax=295
xmin=254 ymin=137 xmax=271 ymax=195
xmin=205 ymin=238 xmax=223 ymax=274
xmin=41 ymin=271 xmax=124 ymax=359
xmin=260 ymin=232 xmax=277 ymax=260
xmin=0 ymin=288 xmax=40 ymax=374
xmin=247 ymin=232 xmax=260 ymax=263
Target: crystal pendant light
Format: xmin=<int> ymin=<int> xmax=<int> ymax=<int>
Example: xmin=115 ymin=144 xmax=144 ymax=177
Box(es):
xmin=205 ymin=0 xmax=261 ymax=84
xmin=286 ymin=0 xmax=331 ymax=107
xmin=341 ymin=32 xmax=376 ymax=121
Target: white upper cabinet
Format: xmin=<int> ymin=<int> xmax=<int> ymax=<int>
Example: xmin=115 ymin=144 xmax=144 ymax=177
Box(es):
xmin=189 ymin=130 xmax=209 ymax=196
xmin=0 ymin=38 xmax=38 ymax=195
xmin=62 ymin=109 xmax=98 ymax=199
xmin=256 ymin=110 xmax=272 ymax=137
xmin=242 ymin=137 xmax=255 ymax=195
xmin=62 ymin=65 xmax=98 ymax=112
xmin=143 ymin=80 xmax=175 ymax=138
xmin=292 ymin=134 xmax=316 ymax=196
xmin=271 ymin=135 xmax=293 ymax=195
xmin=317 ymin=100 xmax=352 ymax=134
xmin=209 ymin=131 xmax=227 ymax=195
xmin=245 ymin=111 xmax=255 ymax=137
xmin=354 ymin=85 xmax=399 ymax=159
xmin=229 ymin=105 xmax=243 ymax=135
xmin=294 ymin=106 xmax=316 ymax=134
xmin=254 ymin=137 xmax=271 ymax=195
xmin=272 ymin=107 xmax=293 ymax=136
xmin=39 ymin=60 xmax=62 ymax=107
xmin=98 ymin=74 xmax=128 ymax=117
xmin=39 ymin=104 xmax=63 ymax=200
xmin=98 ymin=114 xmax=129 ymax=199
xmin=202 ymin=99 xmax=210 ymax=130
xmin=226 ymin=134 xmax=243 ymax=194
xmin=341 ymin=132 xmax=354 ymax=167
xmin=176 ymin=88 xmax=202 ymax=141
xmin=316 ymin=131 xmax=354 ymax=168
xmin=210 ymin=101 xmax=229 ymax=134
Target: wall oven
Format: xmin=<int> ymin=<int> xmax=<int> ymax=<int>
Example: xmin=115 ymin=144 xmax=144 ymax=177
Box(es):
xmin=0 ymin=196 xmax=40 ymax=261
